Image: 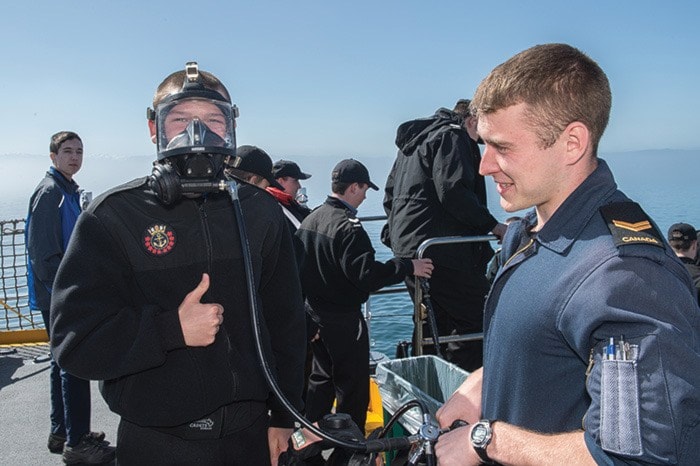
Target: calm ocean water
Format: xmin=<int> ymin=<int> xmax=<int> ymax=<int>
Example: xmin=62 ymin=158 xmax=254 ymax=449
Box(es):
xmin=3 ymin=149 xmax=699 ymax=355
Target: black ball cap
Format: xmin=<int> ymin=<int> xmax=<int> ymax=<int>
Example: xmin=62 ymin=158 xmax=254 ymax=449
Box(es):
xmin=331 ymin=158 xmax=379 ymax=190
xmin=667 ymin=222 xmax=697 ymax=242
xmin=236 ymin=145 xmax=283 ymax=189
xmin=272 ymin=160 xmax=312 ymax=180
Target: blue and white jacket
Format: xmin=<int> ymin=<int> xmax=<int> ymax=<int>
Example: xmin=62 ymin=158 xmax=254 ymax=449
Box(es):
xmin=26 ymin=167 xmax=81 ymax=311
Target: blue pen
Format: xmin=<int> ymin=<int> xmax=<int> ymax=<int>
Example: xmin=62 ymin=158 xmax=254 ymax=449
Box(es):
xmin=606 ymin=337 xmax=615 ymax=360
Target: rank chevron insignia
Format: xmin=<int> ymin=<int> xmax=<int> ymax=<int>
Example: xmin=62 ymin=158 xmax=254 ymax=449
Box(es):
xmin=600 ymin=202 xmax=663 ymax=249
xmin=611 ymin=219 xmax=652 ymax=232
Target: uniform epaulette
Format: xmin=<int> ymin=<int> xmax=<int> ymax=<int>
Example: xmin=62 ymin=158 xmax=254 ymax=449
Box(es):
xmin=599 ymin=201 xmax=664 ymax=249
xmin=345 ymin=214 xmax=362 ymax=228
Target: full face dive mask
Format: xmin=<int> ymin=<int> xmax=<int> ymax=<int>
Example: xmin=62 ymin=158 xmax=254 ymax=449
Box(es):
xmin=148 ymin=62 xmax=241 ymax=204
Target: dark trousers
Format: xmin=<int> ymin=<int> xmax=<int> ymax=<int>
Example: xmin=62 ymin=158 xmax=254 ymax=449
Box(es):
xmin=41 ymin=308 xmax=91 ymax=446
xmin=116 ymin=407 xmax=270 ymax=465
xmin=305 ymin=310 xmax=369 ymax=431
xmin=405 ymin=265 xmax=489 ymax=372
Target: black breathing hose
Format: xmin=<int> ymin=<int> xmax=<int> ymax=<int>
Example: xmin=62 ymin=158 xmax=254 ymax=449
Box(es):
xmin=377 ymin=399 xmax=429 ymax=439
xmin=227 ymin=180 xmax=396 ymax=454
xmin=419 ymin=278 xmax=443 ymax=358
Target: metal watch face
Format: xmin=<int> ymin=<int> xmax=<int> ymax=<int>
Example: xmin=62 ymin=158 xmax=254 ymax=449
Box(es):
xmin=471 ymin=423 xmax=489 ymax=446
xmin=291 ymin=429 xmax=306 ymax=449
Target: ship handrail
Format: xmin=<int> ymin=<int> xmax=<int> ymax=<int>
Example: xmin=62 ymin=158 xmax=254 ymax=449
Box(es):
xmin=0 ymin=218 xmax=47 ymax=344
xmin=413 ymin=235 xmax=499 ymax=355
xmin=2 ymin=214 xmax=498 ymax=354
xmin=357 ymin=216 xmax=498 ymax=356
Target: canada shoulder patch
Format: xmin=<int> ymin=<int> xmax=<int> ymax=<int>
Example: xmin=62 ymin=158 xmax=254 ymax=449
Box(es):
xmin=599 ymin=202 xmax=663 ymax=248
xmin=143 ymin=224 xmax=176 ymax=255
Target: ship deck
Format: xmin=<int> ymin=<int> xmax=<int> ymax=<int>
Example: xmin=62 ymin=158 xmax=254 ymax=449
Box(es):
xmin=0 ymin=343 xmax=119 ymax=465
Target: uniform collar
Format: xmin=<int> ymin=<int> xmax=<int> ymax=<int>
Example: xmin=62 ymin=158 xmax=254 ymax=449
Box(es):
xmin=534 ymin=159 xmax=618 ymax=254
xmin=326 ymin=195 xmax=357 ymax=216
xmin=49 ymin=166 xmax=80 ymax=193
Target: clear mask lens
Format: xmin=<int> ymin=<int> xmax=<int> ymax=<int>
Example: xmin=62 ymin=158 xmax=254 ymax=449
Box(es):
xmin=166 ymin=119 xmax=225 ymax=151
xmin=155 ymin=97 xmax=235 ymax=159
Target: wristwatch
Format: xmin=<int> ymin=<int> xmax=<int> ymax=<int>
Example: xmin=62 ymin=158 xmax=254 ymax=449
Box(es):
xmin=470 ymin=419 xmax=496 ymax=464
xmin=291 ymin=429 xmax=307 ymax=449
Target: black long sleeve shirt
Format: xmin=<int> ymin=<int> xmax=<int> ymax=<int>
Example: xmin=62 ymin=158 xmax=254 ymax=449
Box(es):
xmin=51 ymin=178 xmax=306 ymax=428
xmin=296 ymin=196 xmax=412 ymax=313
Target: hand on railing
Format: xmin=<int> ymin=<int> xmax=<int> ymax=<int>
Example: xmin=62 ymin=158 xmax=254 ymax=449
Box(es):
xmin=411 ymin=258 xmax=434 ymax=278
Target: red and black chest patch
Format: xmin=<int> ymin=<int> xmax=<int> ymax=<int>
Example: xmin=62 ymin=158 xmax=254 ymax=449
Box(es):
xmin=143 ymin=224 xmax=176 ymax=255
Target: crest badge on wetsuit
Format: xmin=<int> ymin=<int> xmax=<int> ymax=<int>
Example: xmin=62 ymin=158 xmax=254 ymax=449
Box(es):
xmin=143 ymin=224 xmax=176 ymax=255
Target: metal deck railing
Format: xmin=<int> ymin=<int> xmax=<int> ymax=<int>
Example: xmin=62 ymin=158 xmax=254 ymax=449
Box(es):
xmin=0 ymin=219 xmax=48 ymax=344
xmin=413 ymin=235 xmax=499 ymax=355
xmin=359 ymin=217 xmax=497 ymax=356
xmin=1 ymin=215 xmax=497 ymax=352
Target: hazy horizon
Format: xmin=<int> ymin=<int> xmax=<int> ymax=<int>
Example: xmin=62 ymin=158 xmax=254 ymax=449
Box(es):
xmin=3 ymin=149 xmax=699 ymax=232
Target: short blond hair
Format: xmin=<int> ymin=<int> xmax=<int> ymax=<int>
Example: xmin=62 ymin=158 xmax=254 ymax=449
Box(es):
xmin=472 ymin=43 xmax=611 ymax=153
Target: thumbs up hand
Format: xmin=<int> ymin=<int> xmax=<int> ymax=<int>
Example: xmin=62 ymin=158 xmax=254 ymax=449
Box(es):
xmin=178 ymin=273 xmax=224 ymax=347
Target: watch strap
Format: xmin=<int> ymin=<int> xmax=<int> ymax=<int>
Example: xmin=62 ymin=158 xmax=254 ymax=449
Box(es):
xmin=472 ymin=419 xmax=496 ymax=465
xmin=475 ymin=445 xmax=495 ymax=465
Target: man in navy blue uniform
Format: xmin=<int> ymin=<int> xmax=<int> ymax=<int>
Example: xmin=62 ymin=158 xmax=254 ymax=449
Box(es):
xmin=435 ymin=44 xmax=700 ymax=465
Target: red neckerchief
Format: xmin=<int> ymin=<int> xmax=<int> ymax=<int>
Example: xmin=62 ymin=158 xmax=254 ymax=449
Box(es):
xmin=266 ymin=187 xmax=294 ymax=206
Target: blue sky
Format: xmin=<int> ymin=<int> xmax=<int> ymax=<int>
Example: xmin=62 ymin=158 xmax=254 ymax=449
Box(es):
xmin=1 ymin=1 xmax=699 ymax=160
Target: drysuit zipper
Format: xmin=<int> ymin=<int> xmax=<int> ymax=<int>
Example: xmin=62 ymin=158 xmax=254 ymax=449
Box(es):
xmin=198 ymin=202 xmax=213 ymax=273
